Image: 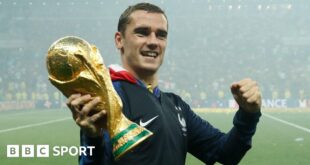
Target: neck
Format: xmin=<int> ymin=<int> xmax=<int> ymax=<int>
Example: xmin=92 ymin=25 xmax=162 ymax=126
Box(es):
xmin=136 ymin=72 xmax=158 ymax=88
xmin=126 ymin=68 xmax=158 ymax=88
xmin=139 ymin=74 xmax=158 ymax=88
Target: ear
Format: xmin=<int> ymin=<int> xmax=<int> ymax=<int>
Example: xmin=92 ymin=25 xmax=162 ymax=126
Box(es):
xmin=115 ymin=32 xmax=124 ymax=52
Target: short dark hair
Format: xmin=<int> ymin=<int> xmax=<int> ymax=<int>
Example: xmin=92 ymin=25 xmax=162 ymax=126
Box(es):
xmin=117 ymin=2 xmax=168 ymax=35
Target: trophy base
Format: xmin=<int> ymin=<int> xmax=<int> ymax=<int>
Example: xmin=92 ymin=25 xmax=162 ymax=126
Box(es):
xmin=111 ymin=123 xmax=153 ymax=160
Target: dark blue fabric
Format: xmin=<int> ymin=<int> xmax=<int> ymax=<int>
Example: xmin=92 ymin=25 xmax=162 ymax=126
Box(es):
xmin=79 ymin=80 xmax=261 ymax=165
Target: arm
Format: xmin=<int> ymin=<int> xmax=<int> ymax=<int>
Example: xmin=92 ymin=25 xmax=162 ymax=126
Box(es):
xmin=66 ymin=94 xmax=108 ymax=165
xmin=79 ymin=131 xmax=114 ymax=165
xmin=186 ymin=107 xmax=260 ymax=165
xmin=186 ymin=78 xmax=262 ymax=165
xmin=79 ymin=131 xmax=104 ymax=165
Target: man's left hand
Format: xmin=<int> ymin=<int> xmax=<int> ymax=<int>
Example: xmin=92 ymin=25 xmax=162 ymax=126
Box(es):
xmin=231 ymin=78 xmax=262 ymax=113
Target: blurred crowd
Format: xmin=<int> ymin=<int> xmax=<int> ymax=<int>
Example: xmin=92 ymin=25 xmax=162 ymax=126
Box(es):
xmin=0 ymin=1 xmax=309 ymax=108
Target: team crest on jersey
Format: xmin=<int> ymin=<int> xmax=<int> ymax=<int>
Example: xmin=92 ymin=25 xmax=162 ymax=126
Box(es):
xmin=175 ymin=106 xmax=182 ymax=111
xmin=175 ymin=106 xmax=187 ymax=136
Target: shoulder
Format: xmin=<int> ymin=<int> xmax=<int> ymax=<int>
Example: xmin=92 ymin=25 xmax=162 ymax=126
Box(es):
xmin=112 ymin=81 xmax=123 ymax=92
xmin=112 ymin=81 xmax=126 ymax=99
xmin=162 ymin=92 xmax=182 ymax=102
xmin=162 ymin=92 xmax=191 ymax=111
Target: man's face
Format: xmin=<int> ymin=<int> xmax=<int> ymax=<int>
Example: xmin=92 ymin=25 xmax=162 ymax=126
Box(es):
xmin=115 ymin=10 xmax=168 ymax=76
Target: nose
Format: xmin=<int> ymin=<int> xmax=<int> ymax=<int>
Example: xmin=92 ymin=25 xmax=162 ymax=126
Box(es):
xmin=146 ymin=32 xmax=159 ymax=50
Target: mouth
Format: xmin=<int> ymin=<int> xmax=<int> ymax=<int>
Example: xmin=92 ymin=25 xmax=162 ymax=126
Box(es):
xmin=141 ymin=51 xmax=159 ymax=58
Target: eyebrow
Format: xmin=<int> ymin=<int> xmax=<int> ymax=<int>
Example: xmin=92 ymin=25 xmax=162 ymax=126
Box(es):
xmin=134 ymin=27 xmax=149 ymax=33
xmin=134 ymin=26 xmax=168 ymax=35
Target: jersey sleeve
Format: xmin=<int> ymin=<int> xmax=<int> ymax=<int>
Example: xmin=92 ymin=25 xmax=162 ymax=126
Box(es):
xmin=177 ymin=96 xmax=261 ymax=164
xmin=79 ymin=130 xmax=113 ymax=165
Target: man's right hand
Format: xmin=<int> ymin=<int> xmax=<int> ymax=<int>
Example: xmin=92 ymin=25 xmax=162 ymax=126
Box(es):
xmin=66 ymin=94 xmax=107 ymax=138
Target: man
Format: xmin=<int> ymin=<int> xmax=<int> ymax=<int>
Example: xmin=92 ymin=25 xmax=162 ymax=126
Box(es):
xmin=67 ymin=2 xmax=262 ymax=165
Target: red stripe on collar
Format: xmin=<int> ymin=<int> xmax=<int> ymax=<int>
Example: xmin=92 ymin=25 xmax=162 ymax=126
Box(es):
xmin=109 ymin=65 xmax=137 ymax=84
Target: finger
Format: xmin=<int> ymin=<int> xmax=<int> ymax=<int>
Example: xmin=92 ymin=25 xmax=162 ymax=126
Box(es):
xmin=246 ymin=90 xmax=261 ymax=104
xmin=71 ymin=94 xmax=92 ymax=110
xmin=242 ymin=86 xmax=258 ymax=99
xmin=66 ymin=93 xmax=81 ymax=107
xmin=88 ymin=110 xmax=107 ymax=124
xmin=75 ymin=115 xmax=82 ymax=124
xmin=230 ymin=83 xmax=241 ymax=95
xmin=240 ymin=81 xmax=257 ymax=93
xmin=81 ymin=97 xmax=101 ymax=117
xmin=67 ymin=94 xmax=83 ymax=120
xmin=69 ymin=94 xmax=93 ymax=121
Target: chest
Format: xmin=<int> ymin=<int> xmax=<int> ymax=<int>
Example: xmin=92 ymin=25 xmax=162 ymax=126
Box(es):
xmin=120 ymin=83 xmax=188 ymax=146
xmin=114 ymin=82 xmax=188 ymax=164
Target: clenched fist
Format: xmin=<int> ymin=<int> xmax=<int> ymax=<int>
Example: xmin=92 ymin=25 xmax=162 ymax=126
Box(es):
xmin=231 ymin=78 xmax=262 ymax=113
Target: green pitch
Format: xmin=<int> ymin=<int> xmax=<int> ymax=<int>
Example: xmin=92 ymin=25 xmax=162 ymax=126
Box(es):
xmin=0 ymin=108 xmax=309 ymax=165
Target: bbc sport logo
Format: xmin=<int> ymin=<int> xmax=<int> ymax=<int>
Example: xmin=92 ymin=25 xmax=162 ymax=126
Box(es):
xmin=6 ymin=145 xmax=95 ymax=158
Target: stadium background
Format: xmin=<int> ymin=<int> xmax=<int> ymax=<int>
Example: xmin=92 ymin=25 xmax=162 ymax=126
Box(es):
xmin=0 ymin=0 xmax=309 ymax=164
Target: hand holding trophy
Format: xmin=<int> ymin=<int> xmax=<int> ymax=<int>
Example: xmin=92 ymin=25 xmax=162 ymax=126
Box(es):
xmin=46 ymin=36 xmax=152 ymax=159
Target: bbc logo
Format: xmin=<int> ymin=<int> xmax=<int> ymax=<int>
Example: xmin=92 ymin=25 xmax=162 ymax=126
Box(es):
xmin=7 ymin=145 xmax=49 ymax=158
xmin=7 ymin=145 xmax=95 ymax=157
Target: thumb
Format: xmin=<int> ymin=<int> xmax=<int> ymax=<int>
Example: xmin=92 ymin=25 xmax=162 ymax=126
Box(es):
xmin=230 ymin=83 xmax=242 ymax=104
xmin=230 ymin=83 xmax=240 ymax=95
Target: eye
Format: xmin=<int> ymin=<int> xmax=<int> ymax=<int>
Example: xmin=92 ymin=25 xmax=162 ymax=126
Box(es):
xmin=156 ymin=30 xmax=168 ymax=40
xmin=134 ymin=28 xmax=150 ymax=37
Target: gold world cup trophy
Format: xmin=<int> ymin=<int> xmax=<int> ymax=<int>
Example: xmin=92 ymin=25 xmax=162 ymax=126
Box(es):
xmin=46 ymin=36 xmax=152 ymax=159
